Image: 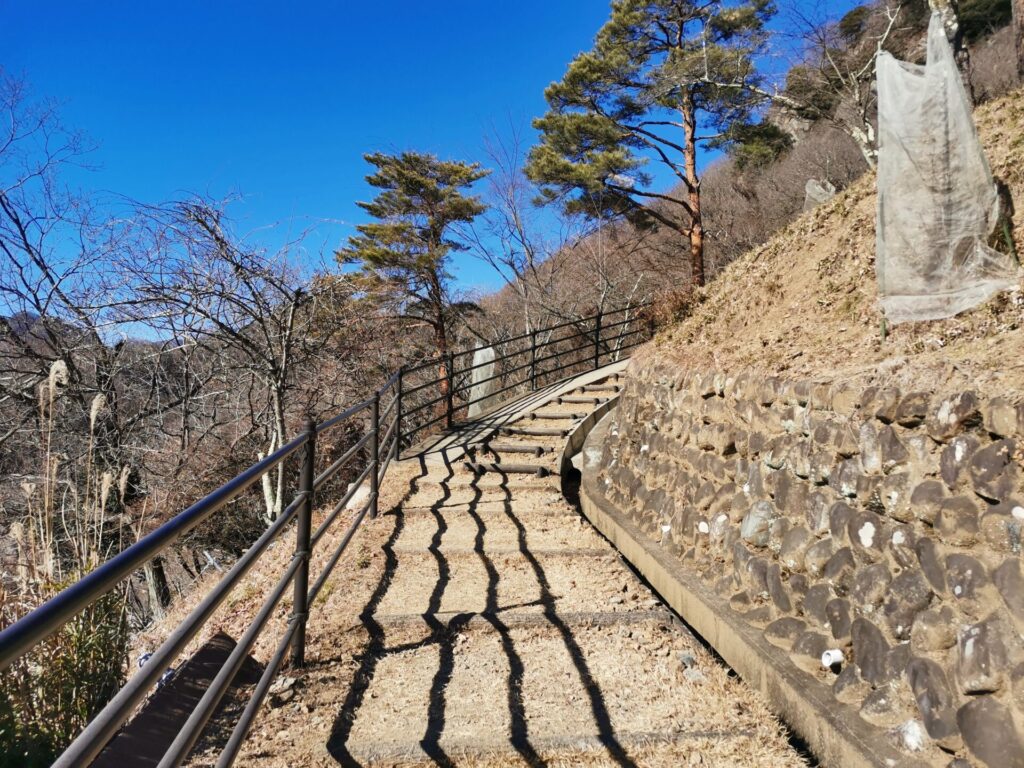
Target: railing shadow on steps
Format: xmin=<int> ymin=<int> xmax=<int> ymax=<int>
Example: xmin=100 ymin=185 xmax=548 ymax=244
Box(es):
xmin=326 ymin=454 xmax=637 ymax=768
xmin=0 ymin=302 xmax=651 ymax=767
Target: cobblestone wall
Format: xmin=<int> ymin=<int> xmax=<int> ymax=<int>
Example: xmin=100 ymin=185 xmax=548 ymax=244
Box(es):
xmin=598 ymin=362 xmax=1024 ymax=767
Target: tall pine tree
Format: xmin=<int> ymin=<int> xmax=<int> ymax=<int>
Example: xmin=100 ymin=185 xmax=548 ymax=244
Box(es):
xmin=336 ymin=151 xmax=489 ymax=397
xmin=526 ymin=0 xmax=775 ymax=287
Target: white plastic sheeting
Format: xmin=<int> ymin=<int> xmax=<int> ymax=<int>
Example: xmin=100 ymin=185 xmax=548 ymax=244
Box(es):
xmin=876 ymin=13 xmax=1019 ymax=324
xmin=803 ymin=179 xmax=836 ymax=211
xmin=466 ymin=345 xmax=498 ymax=419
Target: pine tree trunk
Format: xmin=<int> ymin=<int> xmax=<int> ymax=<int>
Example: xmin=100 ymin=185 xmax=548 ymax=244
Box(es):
xmin=433 ymin=306 xmax=450 ymax=417
xmin=1015 ymin=0 xmax=1024 ymax=80
xmin=436 ymin=338 xmax=449 ymax=399
xmin=689 ymin=218 xmax=705 ymax=287
xmin=681 ymin=97 xmax=705 ymax=288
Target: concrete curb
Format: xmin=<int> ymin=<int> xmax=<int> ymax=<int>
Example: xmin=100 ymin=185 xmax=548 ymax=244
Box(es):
xmin=558 ymin=393 xmax=619 ymax=490
xmin=570 ymin=409 xmax=929 ymax=768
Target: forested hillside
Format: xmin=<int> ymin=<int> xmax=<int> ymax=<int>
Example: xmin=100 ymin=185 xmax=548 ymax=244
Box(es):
xmin=1 ymin=0 xmax=1022 ymax=762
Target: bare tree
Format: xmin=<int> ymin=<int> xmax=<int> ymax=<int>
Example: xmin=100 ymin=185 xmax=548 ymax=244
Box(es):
xmin=462 ymin=124 xmax=580 ymax=334
xmin=0 ymin=73 xmax=222 ymax=505
xmin=463 ymin=123 xmax=664 ymax=349
xmin=118 ymin=199 xmax=352 ymax=522
xmin=771 ymin=2 xmax=915 ymax=169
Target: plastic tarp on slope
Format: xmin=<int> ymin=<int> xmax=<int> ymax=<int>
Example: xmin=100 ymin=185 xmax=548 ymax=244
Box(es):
xmin=876 ymin=13 xmax=1019 ymax=324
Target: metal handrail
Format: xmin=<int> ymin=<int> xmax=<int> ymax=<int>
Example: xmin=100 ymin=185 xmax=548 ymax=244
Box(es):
xmin=399 ymin=303 xmax=645 ymax=376
xmin=0 ymin=300 xmax=653 ymax=767
xmin=0 ymin=432 xmax=307 ymax=671
xmin=404 ymin=302 xmax=651 ymax=442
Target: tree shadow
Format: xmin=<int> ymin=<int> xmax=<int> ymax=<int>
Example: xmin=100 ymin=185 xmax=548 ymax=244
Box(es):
xmin=462 ymin=474 xmax=544 ymax=767
xmin=324 ymin=456 xmax=425 ymax=766
xmin=409 ymin=457 xmax=634 ymax=768
xmin=418 ymin=450 xmax=464 ymax=767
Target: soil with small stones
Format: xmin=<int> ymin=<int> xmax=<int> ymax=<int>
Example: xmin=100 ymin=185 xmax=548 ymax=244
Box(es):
xmin=642 ymin=87 xmax=1024 ymax=399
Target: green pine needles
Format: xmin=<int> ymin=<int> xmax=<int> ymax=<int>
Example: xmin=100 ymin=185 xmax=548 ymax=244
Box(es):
xmin=526 ymin=0 xmax=777 ymax=287
xmin=336 ymin=151 xmax=490 ymax=378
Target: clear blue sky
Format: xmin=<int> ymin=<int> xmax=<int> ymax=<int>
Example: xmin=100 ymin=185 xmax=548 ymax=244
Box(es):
xmin=2 ymin=1 xmax=859 ymax=293
xmin=1 ymin=1 xmax=619 ymax=292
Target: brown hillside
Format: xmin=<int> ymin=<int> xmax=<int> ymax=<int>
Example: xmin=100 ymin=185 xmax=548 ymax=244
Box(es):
xmin=639 ymin=88 xmax=1024 ymax=397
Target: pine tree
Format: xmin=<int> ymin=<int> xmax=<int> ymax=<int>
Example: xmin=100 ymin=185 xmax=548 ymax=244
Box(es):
xmin=336 ymin=151 xmax=489 ymax=399
xmin=526 ymin=0 xmax=775 ymax=287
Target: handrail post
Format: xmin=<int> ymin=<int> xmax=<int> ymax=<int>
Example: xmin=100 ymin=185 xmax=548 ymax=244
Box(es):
xmin=395 ymin=366 xmax=403 ymax=459
xmin=529 ymin=330 xmax=537 ymax=391
xmin=445 ymin=351 xmax=455 ymax=428
xmin=291 ymin=417 xmax=315 ymax=668
xmin=370 ymin=391 xmax=380 ymax=519
xmin=593 ymin=311 xmax=602 ymax=370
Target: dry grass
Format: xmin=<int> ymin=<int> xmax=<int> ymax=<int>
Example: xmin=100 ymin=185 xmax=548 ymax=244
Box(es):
xmin=641 ymin=87 xmax=1024 ymax=397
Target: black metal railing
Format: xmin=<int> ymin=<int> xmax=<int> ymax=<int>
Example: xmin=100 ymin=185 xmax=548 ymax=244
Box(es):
xmin=399 ymin=303 xmax=650 ymax=445
xmin=0 ymin=301 xmax=651 ymax=767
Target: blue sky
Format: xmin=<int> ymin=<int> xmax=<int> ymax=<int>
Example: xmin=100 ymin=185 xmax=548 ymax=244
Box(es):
xmin=2 ymin=1 xmax=859 ymax=293
xmin=2 ymin=1 xmax=618 ymax=292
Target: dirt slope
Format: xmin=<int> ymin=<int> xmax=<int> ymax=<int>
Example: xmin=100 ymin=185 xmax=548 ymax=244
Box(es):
xmin=640 ymin=88 xmax=1024 ymax=396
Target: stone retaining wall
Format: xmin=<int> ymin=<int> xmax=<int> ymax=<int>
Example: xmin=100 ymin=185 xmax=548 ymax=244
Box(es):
xmin=596 ymin=361 xmax=1024 ymax=767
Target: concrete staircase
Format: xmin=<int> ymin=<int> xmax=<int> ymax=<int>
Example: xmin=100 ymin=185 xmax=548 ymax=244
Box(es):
xmin=214 ymin=366 xmax=809 ymax=767
xmin=316 ymin=373 xmax=809 ymax=767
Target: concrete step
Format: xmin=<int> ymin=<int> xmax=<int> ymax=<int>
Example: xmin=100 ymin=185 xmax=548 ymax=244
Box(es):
xmin=372 ymin=550 xmax=648 ymax=618
xmin=557 ymin=395 xmax=608 ymax=405
xmin=527 ymin=411 xmax=586 ymax=420
xmin=500 ymin=425 xmax=569 ymax=437
xmin=577 ymin=387 xmax=614 ymax=399
xmin=335 ymin=616 xmax=764 ymax=767
xmin=475 ymin=449 xmax=557 ymax=466
xmin=463 ymin=461 xmax=551 ymax=477
xmin=366 ymin=608 xmax=669 ymax=632
xmin=406 ymin=473 xmax=561 ymax=492
xmin=392 ymin=509 xmax=606 ymax=552
xmin=401 ymin=485 xmax=564 ymax=509
xmin=411 ymin=468 xmax=560 ymax=486
xmin=474 ymin=441 xmax=552 ymax=456
xmin=399 ymin=500 xmax=575 ymax=518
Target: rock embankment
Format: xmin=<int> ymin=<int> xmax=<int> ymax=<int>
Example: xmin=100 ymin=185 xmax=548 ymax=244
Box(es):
xmin=595 ymin=361 xmax=1024 ymax=767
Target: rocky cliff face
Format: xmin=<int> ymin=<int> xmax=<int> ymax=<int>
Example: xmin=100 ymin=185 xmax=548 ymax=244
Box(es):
xmin=597 ymin=359 xmax=1024 ymax=767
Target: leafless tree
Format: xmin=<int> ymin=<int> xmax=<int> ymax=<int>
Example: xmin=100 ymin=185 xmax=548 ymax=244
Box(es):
xmin=769 ymin=1 xmax=921 ymax=169
xmin=0 ymin=73 xmax=222 ymax=505
xmin=462 ymin=123 xmax=598 ymax=334
xmin=117 ymin=199 xmax=360 ymax=522
xmin=463 ymin=124 xmax=660 ymax=346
